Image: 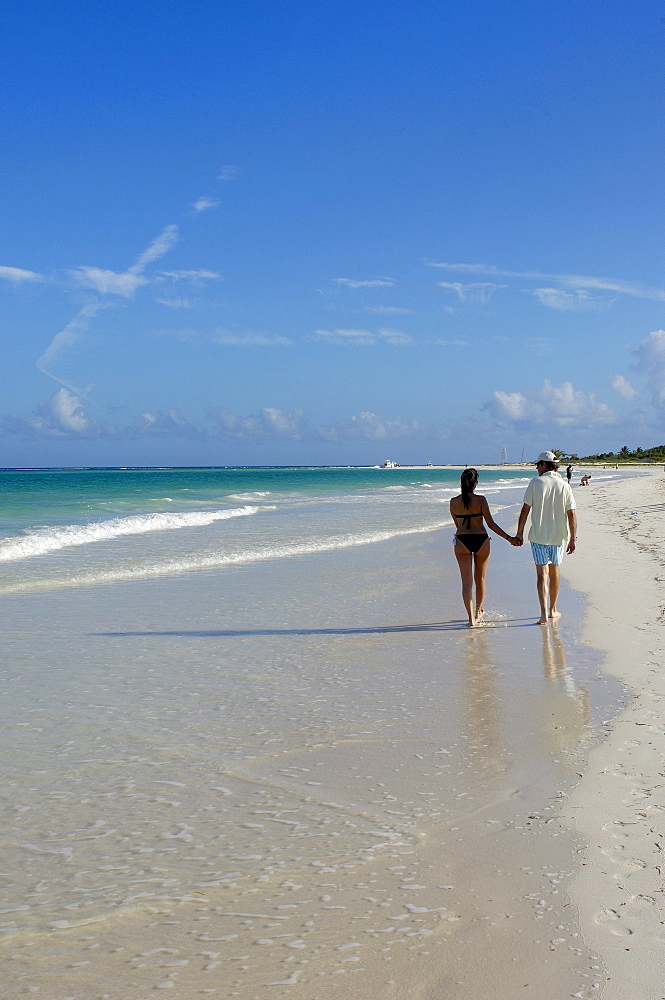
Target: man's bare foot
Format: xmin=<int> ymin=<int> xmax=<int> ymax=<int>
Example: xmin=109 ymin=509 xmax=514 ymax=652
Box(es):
xmin=549 ymin=610 xmax=562 ymax=620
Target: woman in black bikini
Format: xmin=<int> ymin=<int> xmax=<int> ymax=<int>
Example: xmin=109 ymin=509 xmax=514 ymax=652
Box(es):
xmin=450 ymin=468 xmax=518 ymax=627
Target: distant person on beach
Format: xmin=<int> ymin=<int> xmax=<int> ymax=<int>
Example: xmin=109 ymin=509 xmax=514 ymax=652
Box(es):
xmin=450 ymin=468 xmax=519 ymax=627
xmin=515 ymin=451 xmax=577 ymax=625
xmin=566 ymin=465 xmax=573 ymax=483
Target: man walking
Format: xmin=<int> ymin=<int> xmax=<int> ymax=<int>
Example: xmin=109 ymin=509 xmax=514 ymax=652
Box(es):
xmin=515 ymin=451 xmax=577 ymax=625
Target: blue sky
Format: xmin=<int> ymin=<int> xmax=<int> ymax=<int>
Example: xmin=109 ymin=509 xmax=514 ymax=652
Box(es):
xmin=2 ymin=0 xmax=663 ymax=466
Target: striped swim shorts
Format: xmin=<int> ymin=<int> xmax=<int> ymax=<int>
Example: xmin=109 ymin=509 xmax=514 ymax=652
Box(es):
xmin=531 ymin=542 xmax=565 ymax=565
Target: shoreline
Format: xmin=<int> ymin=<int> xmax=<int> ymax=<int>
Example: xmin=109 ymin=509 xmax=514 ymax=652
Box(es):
xmin=562 ymin=470 xmax=665 ymax=999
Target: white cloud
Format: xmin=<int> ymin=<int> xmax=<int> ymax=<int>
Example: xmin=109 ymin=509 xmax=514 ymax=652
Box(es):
xmin=129 ymin=224 xmax=180 ymax=275
xmin=213 ymin=331 xmax=292 ymax=346
xmin=158 ymin=269 xmax=221 ymax=282
xmin=218 ymin=165 xmax=240 ymax=181
xmin=486 ymin=380 xmax=615 ymax=429
xmin=0 ymin=266 xmax=42 ymax=282
xmin=531 ymin=287 xmax=610 ymax=311
xmin=427 ymin=261 xmax=665 ymax=303
xmin=5 ymin=388 xmax=98 ymax=437
xmin=70 ymin=226 xmax=181 ymax=297
xmin=192 ymin=196 xmax=220 ymax=213
xmin=332 ymin=277 xmax=394 ymax=289
xmin=317 ymin=411 xmax=423 ymax=442
xmin=208 ymin=406 xmax=305 ymax=439
xmin=431 ymin=338 xmax=468 ymax=347
xmin=437 ymin=281 xmax=505 ymax=304
xmin=43 ymin=388 xmax=95 ymax=433
xmin=489 ymin=390 xmax=528 ymax=421
xmin=70 ymin=267 xmax=148 ymax=298
xmin=313 ymin=327 xmax=411 ymax=345
xmin=364 ymin=305 xmax=412 ymax=315
xmin=155 ymin=297 xmax=193 ymax=309
xmin=44 ymin=224 xmax=183 ymax=381
xmin=609 ymin=374 xmax=638 ymax=402
xmin=262 ymin=407 xmax=304 ymax=436
xmin=132 ymin=409 xmax=197 ymax=436
xmin=37 ymin=302 xmax=105 ymax=381
xmin=635 ymin=329 xmax=665 ymax=409
xmin=540 ymin=380 xmax=615 ymax=426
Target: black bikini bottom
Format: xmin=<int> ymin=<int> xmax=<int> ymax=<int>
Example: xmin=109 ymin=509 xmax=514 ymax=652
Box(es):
xmin=455 ymin=533 xmax=489 ymax=554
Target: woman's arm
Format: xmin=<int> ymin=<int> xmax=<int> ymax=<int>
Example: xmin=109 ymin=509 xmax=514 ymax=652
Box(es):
xmin=480 ymin=496 xmax=514 ymax=542
xmin=515 ymin=503 xmax=530 ymax=545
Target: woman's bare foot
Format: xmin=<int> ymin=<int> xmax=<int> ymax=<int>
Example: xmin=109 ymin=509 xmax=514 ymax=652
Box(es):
xmin=549 ymin=610 xmax=562 ymax=620
xmin=476 ymin=608 xmax=485 ymax=621
xmin=537 ymin=616 xmax=548 ymax=625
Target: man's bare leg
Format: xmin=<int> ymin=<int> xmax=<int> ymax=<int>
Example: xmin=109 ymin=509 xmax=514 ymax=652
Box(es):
xmin=535 ymin=564 xmax=549 ymax=624
xmin=548 ymin=564 xmax=562 ymax=619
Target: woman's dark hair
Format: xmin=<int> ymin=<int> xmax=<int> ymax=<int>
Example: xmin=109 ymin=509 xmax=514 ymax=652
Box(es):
xmin=460 ymin=467 xmax=478 ymax=508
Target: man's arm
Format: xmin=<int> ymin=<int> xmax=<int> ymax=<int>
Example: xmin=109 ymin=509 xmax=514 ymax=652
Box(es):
xmin=515 ymin=503 xmax=530 ymax=546
xmin=566 ymin=509 xmax=577 ymax=554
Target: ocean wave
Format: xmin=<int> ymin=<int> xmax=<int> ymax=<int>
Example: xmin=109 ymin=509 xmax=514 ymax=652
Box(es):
xmin=0 ymin=506 xmax=266 ymax=562
xmin=226 ymin=491 xmax=273 ymax=501
xmin=0 ymin=521 xmax=451 ymax=593
xmin=483 ymin=481 xmax=530 ymax=492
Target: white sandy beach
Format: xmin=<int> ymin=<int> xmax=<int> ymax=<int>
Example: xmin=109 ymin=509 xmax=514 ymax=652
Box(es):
xmin=1 ymin=468 xmax=663 ymax=999
xmin=561 ymin=470 xmax=665 ymax=1000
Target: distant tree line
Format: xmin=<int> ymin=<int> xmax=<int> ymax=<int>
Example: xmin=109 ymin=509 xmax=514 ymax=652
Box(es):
xmin=551 ymin=445 xmax=665 ymax=463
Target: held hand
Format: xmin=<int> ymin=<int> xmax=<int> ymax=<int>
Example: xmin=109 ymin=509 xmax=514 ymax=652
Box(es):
xmin=513 ymin=533 xmax=524 ymax=547
xmin=508 ymin=536 xmax=521 ymax=546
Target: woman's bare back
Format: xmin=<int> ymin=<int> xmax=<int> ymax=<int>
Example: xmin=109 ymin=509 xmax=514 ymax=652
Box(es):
xmin=450 ymin=493 xmax=487 ymax=532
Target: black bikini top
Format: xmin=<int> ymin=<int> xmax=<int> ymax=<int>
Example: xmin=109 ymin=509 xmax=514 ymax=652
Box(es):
xmin=454 ymin=510 xmax=483 ymax=530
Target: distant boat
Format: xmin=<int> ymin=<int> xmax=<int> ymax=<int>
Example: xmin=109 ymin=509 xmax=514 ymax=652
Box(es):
xmin=381 ymin=460 xmax=398 ymax=468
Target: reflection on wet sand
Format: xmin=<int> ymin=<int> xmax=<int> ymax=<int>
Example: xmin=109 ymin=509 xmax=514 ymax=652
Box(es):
xmin=540 ymin=625 xmax=592 ymax=769
xmin=461 ymin=629 xmax=506 ymax=790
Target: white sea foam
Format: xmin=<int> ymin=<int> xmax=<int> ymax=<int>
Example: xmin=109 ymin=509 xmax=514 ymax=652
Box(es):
xmin=0 ymin=506 xmax=264 ymax=562
xmin=227 ymin=491 xmax=272 ymax=500
xmin=0 ymin=521 xmax=451 ymax=593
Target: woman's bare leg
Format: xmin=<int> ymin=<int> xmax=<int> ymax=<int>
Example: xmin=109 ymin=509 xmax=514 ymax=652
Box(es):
xmin=473 ymin=539 xmax=491 ymax=619
xmin=454 ymin=542 xmax=476 ymax=626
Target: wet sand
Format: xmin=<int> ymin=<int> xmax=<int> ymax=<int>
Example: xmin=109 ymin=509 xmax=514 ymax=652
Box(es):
xmin=1 ymin=512 xmax=627 ymax=998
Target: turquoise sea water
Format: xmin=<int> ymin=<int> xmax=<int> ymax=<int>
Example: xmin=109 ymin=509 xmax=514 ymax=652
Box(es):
xmin=0 ymin=465 xmax=542 ymax=594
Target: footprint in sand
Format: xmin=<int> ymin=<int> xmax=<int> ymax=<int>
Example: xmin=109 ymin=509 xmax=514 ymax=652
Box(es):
xmin=628 ymin=893 xmax=657 ymax=910
xmin=601 ymin=822 xmax=629 ymax=839
xmin=600 ymin=844 xmax=627 ymax=862
xmin=594 ymin=908 xmax=634 ymax=936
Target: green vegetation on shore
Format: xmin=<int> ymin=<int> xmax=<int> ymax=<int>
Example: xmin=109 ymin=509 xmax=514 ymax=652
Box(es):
xmin=554 ymin=445 xmax=665 ymax=463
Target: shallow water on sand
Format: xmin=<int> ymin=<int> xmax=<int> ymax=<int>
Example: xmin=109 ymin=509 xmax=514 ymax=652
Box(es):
xmin=0 ymin=524 xmax=625 ymax=998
